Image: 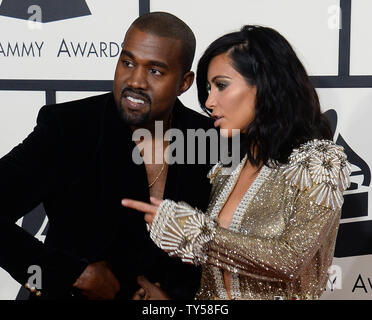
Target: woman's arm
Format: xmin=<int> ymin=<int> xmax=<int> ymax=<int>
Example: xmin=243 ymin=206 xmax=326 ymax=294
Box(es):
xmin=123 ymin=140 xmax=351 ymax=282
xmin=147 ymin=190 xmax=340 ymax=282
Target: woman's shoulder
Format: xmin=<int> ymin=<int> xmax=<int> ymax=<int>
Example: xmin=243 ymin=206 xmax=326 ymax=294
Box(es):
xmin=282 ymin=139 xmax=351 ymax=210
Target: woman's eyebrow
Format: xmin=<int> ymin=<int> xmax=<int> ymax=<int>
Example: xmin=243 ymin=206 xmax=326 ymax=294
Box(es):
xmin=211 ymin=75 xmax=231 ymax=82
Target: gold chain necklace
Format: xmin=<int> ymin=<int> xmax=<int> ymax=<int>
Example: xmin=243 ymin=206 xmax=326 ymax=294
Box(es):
xmin=147 ymin=116 xmax=171 ymax=188
xmin=148 ymin=161 xmax=166 ymax=188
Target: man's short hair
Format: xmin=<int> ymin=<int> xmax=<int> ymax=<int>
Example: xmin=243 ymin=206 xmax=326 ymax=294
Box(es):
xmin=130 ymin=12 xmax=196 ymax=74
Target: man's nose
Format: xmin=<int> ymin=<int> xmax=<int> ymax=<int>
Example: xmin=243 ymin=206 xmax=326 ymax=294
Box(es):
xmin=127 ymin=67 xmax=148 ymax=90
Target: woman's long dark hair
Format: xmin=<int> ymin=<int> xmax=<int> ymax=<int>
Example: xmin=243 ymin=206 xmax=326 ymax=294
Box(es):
xmin=197 ymin=25 xmax=332 ymax=166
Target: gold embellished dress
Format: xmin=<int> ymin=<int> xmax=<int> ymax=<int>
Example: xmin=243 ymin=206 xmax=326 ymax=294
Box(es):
xmin=149 ymin=139 xmax=351 ymax=300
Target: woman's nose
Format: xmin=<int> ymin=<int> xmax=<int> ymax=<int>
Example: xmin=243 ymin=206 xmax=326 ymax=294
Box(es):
xmin=205 ymin=92 xmax=215 ymax=111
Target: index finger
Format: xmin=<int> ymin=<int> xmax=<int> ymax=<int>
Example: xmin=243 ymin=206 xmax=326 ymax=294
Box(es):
xmin=122 ymin=199 xmax=157 ymax=216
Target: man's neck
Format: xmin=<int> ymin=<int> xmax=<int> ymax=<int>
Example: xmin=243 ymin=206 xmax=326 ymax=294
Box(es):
xmin=130 ymin=111 xmax=173 ymax=135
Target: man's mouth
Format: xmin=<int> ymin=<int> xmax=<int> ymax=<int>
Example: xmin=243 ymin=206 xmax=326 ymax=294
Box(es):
xmin=121 ymin=90 xmax=151 ymax=110
xmin=126 ymin=96 xmax=145 ymax=104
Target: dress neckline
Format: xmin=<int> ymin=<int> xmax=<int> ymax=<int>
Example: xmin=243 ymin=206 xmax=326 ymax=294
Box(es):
xmin=208 ymin=155 xmax=271 ymax=232
xmin=207 ymin=155 xmax=272 ymax=300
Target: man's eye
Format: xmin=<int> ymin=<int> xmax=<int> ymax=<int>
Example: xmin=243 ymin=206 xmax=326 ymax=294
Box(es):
xmin=150 ymin=68 xmax=162 ymax=76
xmin=122 ymin=60 xmax=134 ymax=68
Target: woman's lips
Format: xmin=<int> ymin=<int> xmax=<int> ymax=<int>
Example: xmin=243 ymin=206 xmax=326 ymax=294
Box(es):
xmin=213 ymin=117 xmax=224 ymax=127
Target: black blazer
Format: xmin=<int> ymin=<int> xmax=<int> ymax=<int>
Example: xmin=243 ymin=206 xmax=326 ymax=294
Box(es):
xmin=0 ymin=92 xmax=215 ymax=299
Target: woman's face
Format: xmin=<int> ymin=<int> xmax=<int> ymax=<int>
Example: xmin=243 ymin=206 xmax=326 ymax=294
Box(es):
xmin=206 ymin=52 xmax=257 ymax=137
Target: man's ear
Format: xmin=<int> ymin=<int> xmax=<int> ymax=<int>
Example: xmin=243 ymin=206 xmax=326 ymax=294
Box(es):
xmin=178 ymin=71 xmax=195 ymax=96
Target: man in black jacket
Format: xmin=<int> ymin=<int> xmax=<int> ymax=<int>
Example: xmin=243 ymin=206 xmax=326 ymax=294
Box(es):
xmin=0 ymin=12 xmax=215 ymax=299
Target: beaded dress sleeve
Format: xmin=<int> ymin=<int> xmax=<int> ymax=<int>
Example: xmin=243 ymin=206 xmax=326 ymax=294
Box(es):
xmin=148 ymin=140 xmax=351 ymax=281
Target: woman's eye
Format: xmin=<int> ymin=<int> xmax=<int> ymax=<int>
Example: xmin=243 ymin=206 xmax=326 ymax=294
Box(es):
xmin=206 ymin=83 xmax=211 ymax=94
xmin=216 ymin=82 xmax=227 ymax=90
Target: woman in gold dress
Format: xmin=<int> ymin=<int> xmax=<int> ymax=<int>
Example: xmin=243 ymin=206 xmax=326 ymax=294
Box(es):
xmin=122 ymin=25 xmax=351 ymax=300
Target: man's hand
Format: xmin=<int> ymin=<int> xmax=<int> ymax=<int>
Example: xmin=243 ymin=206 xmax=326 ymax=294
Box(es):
xmin=73 ymin=261 xmax=120 ymax=299
xmin=132 ymin=275 xmax=170 ymax=300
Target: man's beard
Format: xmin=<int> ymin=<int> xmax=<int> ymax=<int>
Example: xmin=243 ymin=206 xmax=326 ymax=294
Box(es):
xmin=116 ymin=87 xmax=151 ymax=126
xmin=117 ymin=104 xmax=151 ymax=126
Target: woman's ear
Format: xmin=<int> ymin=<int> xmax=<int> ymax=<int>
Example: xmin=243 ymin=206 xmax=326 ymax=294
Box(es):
xmin=178 ymin=71 xmax=195 ymax=96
